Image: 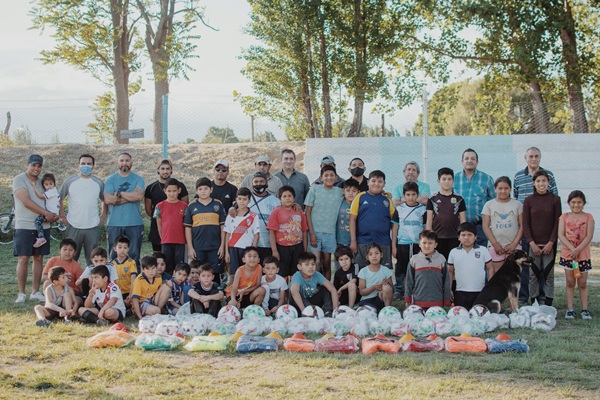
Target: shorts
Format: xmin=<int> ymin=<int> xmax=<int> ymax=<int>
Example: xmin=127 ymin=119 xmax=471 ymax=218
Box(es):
xmin=13 ymin=229 xmax=51 ymax=257
xmin=559 ymin=258 xmax=592 ymax=273
xmin=45 ymin=308 xmax=61 ymax=320
xmin=229 ymin=247 xmax=246 ymax=274
xmin=488 ymin=244 xmax=522 ymax=262
xmin=226 ymin=295 xmax=253 ymax=309
xmin=96 ymin=305 xmax=125 ymax=322
xmin=308 ymin=232 xmax=337 ymax=253
xmin=358 ymin=296 xmax=385 ymax=311
xmin=140 ymin=297 xmax=157 ymax=314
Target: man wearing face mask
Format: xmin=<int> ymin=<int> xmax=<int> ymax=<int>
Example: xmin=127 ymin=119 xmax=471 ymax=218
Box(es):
xmin=348 ymin=158 xmax=369 ymax=192
xmin=240 ymin=155 xmax=283 ymax=197
xmin=248 ymin=171 xmax=281 ymax=262
xmin=59 ymin=154 xmax=106 ymax=265
xmin=144 ymin=159 xmax=189 ymax=255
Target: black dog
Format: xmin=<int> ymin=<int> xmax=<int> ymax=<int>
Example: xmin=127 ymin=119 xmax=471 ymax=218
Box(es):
xmin=473 ymin=250 xmax=533 ymax=313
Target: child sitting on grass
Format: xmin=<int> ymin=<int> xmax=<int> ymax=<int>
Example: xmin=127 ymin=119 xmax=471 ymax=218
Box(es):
xmin=289 ymin=252 xmax=339 ymax=317
xmin=189 ymin=263 xmax=225 ymax=317
xmin=78 ymin=265 xmax=126 ymax=326
xmin=358 ymin=243 xmax=393 ymax=311
xmin=131 ymin=255 xmax=170 ymax=319
xmin=333 ymin=245 xmax=359 ymax=308
xmin=165 ymin=262 xmax=190 ymax=315
xmin=34 ymin=266 xmax=76 ymax=327
xmin=261 ymin=256 xmax=288 ymax=316
xmin=76 ymin=247 xmax=118 ymax=299
xmin=226 ymin=246 xmax=266 ymax=309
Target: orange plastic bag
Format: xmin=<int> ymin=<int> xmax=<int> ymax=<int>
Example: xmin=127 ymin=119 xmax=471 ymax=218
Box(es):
xmin=444 ymin=336 xmax=487 ymax=353
xmin=283 ymin=333 xmax=315 ymax=352
xmin=402 ymin=334 xmax=444 ymax=352
xmin=315 ymin=334 xmax=360 ymax=354
xmin=87 ymin=330 xmax=135 ymax=348
xmin=361 ymin=334 xmax=401 ymax=355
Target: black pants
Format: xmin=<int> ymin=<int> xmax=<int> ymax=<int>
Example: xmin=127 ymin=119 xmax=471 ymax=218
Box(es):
xmin=290 ymin=285 xmax=333 ymax=313
xmin=191 ymin=298 xmax=221 ymax=318
xmin=454 ymin=291 xmax=480 ymax=310
xmin=395 ymin=243 xmax=419 ymax=296
xmin=277 ymin=243 xmax=304 ymax=278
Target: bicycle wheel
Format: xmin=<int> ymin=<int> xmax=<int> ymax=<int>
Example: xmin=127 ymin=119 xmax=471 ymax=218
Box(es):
xmin=0 ymin=212 xmax=15 ymax=245
xmin=50 ymin=222 xmax=68 ymax=242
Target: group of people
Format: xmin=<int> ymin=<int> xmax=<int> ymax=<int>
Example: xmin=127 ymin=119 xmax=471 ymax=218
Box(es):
xmin=12 ymin=146 xmax=594 ymax=326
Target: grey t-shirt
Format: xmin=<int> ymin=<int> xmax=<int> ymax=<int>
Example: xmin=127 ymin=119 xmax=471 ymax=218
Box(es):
xmin=12 ymin=172 xmax=49 ymax=230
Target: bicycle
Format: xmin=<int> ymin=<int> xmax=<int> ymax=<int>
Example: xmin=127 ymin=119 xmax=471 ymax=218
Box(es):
xmin=0 ymin=205 xmax=68 ymax=245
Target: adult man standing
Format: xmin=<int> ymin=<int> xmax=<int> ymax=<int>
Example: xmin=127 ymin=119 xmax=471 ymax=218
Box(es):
xmin=59 ymin=154 xmax=106 ymax=265
xmin=274 ymin=149 xmax=310 ymax=208
xmin=513 ymin=146 xmax=558 ymax=305
xmin=211 ymin=159 xmax=237 ymax=211
xmin=240 ymin=155 xmax=283 ymax=196
xmin=453 ymin=148 xmax=496 ymax=246
xmin=144 ymin=159 xmax=189 ymax=253
xmin=393 ymin=161 xmax=431 ymax=206
xmin=348 ymin=157 xmax=369 ymax=192
xmin=248 ymin=171 xmax=281 ymax=262
xmin=13 ymin=154 xmax=59 ymax=303
xmin=312 ymin=155 xmax=345 ymax=187
xmin=104 ymin=152 xmax=145 ymax=263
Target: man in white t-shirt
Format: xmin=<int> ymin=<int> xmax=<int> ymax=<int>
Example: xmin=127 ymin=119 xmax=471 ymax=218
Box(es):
xmin=59 ymin=154 xmax=106 ymax=265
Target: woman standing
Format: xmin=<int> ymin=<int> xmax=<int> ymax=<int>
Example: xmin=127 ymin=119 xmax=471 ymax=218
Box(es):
xmin=522 ymin=170 xmax=561 ymax=306
xmin=482 ymin=176 xmax=523 ymax=278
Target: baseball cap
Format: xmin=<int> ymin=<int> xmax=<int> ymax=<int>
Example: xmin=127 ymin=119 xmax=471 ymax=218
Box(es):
xmin=28 ymin=154 xmax=43 ymax=165
xmin=253 ymin=171 xmax=268 ymax=180
xmin=157 ymin=159 xmax=172 ymax=168
xmin=255 ymin=155 xmax=271 ymax=164
xmin=321 ymin=155 xmax=335 ymax=164
xmin=214 ymin=160 xmax=229 ymax=168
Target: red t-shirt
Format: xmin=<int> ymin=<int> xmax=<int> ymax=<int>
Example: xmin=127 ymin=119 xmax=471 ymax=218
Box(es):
xmin=266 ymin=206 xmax=308 ymax=247
xmin=43 ymin=256 xmax=83 ymax=293
xmin=155 ymin=200 xmax=187 ymax=244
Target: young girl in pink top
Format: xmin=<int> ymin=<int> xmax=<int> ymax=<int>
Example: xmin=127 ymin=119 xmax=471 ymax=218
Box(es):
xmin=558 ymin=190 xmax=595 ymax=320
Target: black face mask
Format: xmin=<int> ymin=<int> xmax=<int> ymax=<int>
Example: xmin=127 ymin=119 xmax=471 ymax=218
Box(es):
xmin=253 ymin=184 xmax=268 ymax=194
xmin=350 ymin=167 xmax=365 ymax=177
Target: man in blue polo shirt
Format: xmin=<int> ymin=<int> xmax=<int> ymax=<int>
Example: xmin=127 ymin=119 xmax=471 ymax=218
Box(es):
xmin=274 ymin=149 xmax=310 ymax=208
xmin=453 ymin=148 xmax=495 ymax=246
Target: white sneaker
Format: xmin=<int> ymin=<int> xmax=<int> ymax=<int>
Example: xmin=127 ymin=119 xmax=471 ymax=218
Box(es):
xmin=30 ymin=291 xmax=46 ymax=302
xmin=15 ymin=293 xmax=26 ymax=303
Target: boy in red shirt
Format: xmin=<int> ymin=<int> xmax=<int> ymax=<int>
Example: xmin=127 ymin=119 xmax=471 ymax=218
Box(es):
xmin=267 ymin=185 xmax=308 ymax=278
xmin=154 ymin=178 xmax=188 ymax=274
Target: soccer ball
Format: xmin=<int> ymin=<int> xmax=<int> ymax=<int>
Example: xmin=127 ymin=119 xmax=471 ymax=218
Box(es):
xmin=218 ymin=305 xmax=241 ymax=323
xmin=301 ymin=305 xmax=325 ymax=319
xmin=333 ymin=305 xmax=356 ymax=319
xmin=425 ymin=306 xmax=447 ymax=319
xmin=469 ymin=304 xmax=490 ymax=318
xmin=275 ymin=304 xmax=299 ymax=320
xmin=378 ymin=306 xmax=401 ymax=320
xmin=403 ymin=305 xmax=424 ymax=319
xmin=356 ymin=305 xmax=378 ymax=320
xmin=447 ymin=306 xmax=470 ymax=319
xmin=243 ymin=305 xmax=266 ymax=320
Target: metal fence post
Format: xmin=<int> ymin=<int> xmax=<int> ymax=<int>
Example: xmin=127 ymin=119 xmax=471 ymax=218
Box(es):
xmin=422 ymin=87 xmax=429 ymax=183
xmin=162 ymin=94 xmax=168 ymax=158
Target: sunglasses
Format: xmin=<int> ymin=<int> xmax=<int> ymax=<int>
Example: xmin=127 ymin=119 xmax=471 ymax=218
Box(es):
xmin=215 ymin=167 xmax=229 ymax=172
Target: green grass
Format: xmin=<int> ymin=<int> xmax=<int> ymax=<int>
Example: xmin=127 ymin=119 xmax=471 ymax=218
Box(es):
xmin=2 ymin=241 xmax=600 ymax=399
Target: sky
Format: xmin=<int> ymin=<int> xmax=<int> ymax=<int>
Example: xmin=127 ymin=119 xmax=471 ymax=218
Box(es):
xmin=0 ymin=1 xmax=429 ymax=144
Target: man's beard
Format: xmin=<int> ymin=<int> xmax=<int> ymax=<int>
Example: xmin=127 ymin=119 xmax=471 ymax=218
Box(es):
xmin=120 ymin=166 xmax=130 ymax=173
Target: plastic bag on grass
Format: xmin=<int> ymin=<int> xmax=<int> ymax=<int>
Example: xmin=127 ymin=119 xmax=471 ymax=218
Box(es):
xmin=485 ymin=338 xmax=529 ymax=353
xmin=87 ymin=330 xmax=135 ymax=348
xmin=236 ymin=335 xmax=279 ymax=353
xmin=135 ymin=333 xmax=184 ymax=351
xmin=530 ymin=314 xmax=556 ymax=331
xmin=184 ymin=335 xmax=229 ymax=352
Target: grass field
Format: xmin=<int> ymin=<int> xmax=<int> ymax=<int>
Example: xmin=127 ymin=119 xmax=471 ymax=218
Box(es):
xmin=1 ymin=240 xmax=600 ymax=399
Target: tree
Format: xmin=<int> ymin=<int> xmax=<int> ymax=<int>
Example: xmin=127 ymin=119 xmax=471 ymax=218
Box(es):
xmin=12 ymin=126 xmax=35 ymax=145
xmin=201 ymin=126 xmax=239 ymax=144
xmin=254 ymin=131 xmax=277 ymax=142
xmin=30 ymin=0 xmax=142 ymax=143
xmin=135 ymin=0 xmax=213 ymax=144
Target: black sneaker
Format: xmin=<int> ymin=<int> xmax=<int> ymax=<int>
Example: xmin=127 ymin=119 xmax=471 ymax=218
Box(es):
xmin=324 ymin=311 xmax=332 ymax=318
xmin=581 ymin=310 xmax=592 ymax=320
xmin=36 ymin=319 xmax=51 ymax=327
xmin=565 ymin=309 xmax=575 ymax=319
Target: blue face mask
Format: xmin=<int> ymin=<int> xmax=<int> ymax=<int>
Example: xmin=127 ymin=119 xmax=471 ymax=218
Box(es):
xmin=79 ymin=165 xmax=93 ymax=176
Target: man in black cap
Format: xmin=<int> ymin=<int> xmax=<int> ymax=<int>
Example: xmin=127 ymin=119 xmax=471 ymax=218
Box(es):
xmin=144 ymin=158 xmax=189 ymax=257
xmin=240 ymin=155 xmax=283 ymax=196
xmin=13 ymin=154 xmax=59 ymax=303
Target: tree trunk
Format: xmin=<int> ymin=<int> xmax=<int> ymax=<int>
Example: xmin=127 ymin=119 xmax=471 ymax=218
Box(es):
xmin=319 ymin=20 xmax=332 ymax=138
xmin=559 ymin=0 xmax=588 ymax=133
xmin=154 ymin=77 xmax=169 ymax=144
xmin=300 ymin=70 xmax=316 ymax=138
xmin=111 ymin=0 xmax=131 ymax=144
xmin=348 ymin=0 xmax=365 ymax=137
xmin=305 ymin=25 xmax=321 ymax=139
xmin=528 ymin=81 xmax=550 ymax=134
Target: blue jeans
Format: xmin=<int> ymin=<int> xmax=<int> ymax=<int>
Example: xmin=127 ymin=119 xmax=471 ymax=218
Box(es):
xmin=475 ymin=223 xmax=487 ymax=247
xmin=107 ymin=225 xmax=144 ymax=265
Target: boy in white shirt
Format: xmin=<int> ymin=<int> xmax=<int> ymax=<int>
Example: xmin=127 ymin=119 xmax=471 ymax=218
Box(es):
xmin=448 ymin=222 xmax=493 ymax=309
xmin=261 ymin=256 xmax=288 ymax=315
xmin=78 ymin=265 xmax=126 ymax=326
xmin=224 ymin=187 xmax=260 ymax=278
